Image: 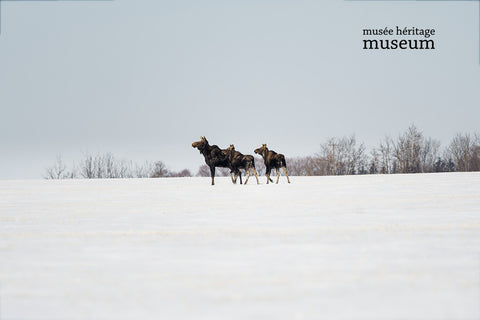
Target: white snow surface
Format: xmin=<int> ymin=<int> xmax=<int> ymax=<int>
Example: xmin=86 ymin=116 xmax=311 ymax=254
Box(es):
xmin=1 ymin=173 xmax=480 ymax=320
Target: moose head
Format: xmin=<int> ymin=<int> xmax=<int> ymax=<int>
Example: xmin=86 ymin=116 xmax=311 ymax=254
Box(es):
xmin=192 ymin=136 xmax=208 ymax=151
xmin=254 ymin=144 xmax=268 ymax=156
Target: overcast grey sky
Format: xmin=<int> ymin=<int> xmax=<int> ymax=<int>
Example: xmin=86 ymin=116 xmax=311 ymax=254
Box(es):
xmin=0 ymin=0 xmax=478 ymax=179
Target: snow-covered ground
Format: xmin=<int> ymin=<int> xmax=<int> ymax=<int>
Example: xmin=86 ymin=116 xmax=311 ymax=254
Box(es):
xmin=1 ymin=173 xmax=479 ymax=320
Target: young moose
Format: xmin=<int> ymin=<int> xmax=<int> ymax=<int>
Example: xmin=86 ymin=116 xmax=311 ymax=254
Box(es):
xmin=192 ymin=136 xmax=234 ymax=185
xmin=221 ymin=148 xmax=243 ymax=184
xmin=254 ymin=144 xmax=291 ymax=184
xmin=225 ymin=144 xmax=260 ymax=185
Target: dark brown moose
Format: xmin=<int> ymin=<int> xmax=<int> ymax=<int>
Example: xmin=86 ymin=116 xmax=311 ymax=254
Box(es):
xmin=254 ymin=144 xmax=291 ymax=184
xmin=221 ymin=148 xmax=242 ymax=184
xmin=225 ymin=144 xmax=260 ymax=185
xmin=192 ymin=136 xmax=238 ymax=185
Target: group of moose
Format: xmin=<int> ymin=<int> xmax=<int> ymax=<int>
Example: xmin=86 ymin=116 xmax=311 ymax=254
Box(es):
xmin=192 ymin=136 xmax=291 ymax=185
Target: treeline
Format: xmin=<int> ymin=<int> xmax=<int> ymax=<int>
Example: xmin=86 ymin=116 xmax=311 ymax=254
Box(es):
xmin=45 ymin=125 xmax=480 ymax=179
xmin=286 ymin=125 xmax=479 ymax=176
xmin=44 ymin=153 xmax=192 ymax=179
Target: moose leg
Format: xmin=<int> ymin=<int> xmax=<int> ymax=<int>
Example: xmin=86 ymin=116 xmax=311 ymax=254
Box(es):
xmin=230 ymin=171 xmax=236 ymax=184
xmin=276 ymin=167 xmax=280 ymax=184
xmin=282 ymin=166 xmax=291 ymax=183
xmin=233 ymin=171 xmax=241 ymax=184
xmin=266 ymin=168 xmax=272 ymax=184
xmin=252 ymin=167 xmax=260 ymax=184
xmin=238 ymin=170 xmax=243 ymax=185
xmin=244 ymin=168 xmax=250 ymax=185
xmin=210 ymin=166 xmax=215 ymax=185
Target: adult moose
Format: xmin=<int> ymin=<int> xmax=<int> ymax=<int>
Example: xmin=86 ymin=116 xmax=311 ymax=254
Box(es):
xmin=192 ymin=136 xmax=237 ymax=185
xmin=225 ymin=144 xmax=260 ymax=185
xmin=254 ymin=144 xmax=291 ymax=184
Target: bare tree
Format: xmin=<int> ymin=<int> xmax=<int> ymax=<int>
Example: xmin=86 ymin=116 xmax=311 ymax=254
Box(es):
xmin=318 ymin=135 xmax=365 ymax=175
xmin=473 ymin=133 xmax=480 ymax=171
xmin=286 ymin=156 xmax=328 ymax=176
xmin=134 ymin=161 xmax=155 ymax=178
xmin=77 ymin=153 xmax=134 ymax=179
xmin=420 ymin=137 xmax=441 ymax=173
xmin=196 ymin=164 xmax=229 ymax=177
xmin=369 ymin=149 xmax=380 ymax=174
xmin=168 ymin=169 xmax=192 ymax=177
xmin=196 ymin=164 xmax=211 ymax=177
xmin=392 ymin=124 xmax=424 ymax=173
xmin=45 ymin=153 xmax=187 ymax=179
xmin=254 ymin=157 xmax=266 ymax=176
xmin=318 ymin=137 xmax=337 ymax=175
xmin=151 ymin=161 xmax=169 ymax=178
xmin=378 ymin=136 xmax=394 ymax=174
xmin=80 ymin=154 xmax=95 ymax=178
xmin=44 ymin=156 xmax=75 ymax=179
xmin=445 ymin=133 xmax=480 ymax=172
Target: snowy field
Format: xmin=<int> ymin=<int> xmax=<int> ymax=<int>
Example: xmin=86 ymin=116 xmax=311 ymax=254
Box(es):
xmin=1 ymin=173 xmax=479 ymax=320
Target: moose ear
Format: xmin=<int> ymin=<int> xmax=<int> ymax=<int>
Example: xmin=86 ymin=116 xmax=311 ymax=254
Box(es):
xmin=263 ymin=144 xmax=266 ymax=147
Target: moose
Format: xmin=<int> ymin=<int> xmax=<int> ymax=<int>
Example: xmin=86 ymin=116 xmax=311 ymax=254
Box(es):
xmin=192 ymin=136 xmax=240 ymax=185
xmin=225 ymin=144 xmax=259 ymax=185
xmin=254 ymin=144 xmax=291 ymax=184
